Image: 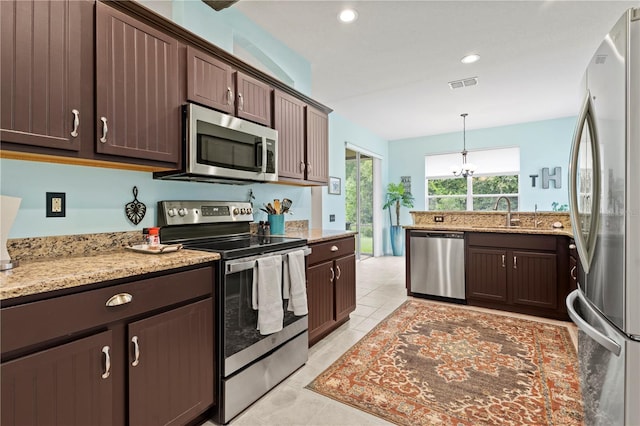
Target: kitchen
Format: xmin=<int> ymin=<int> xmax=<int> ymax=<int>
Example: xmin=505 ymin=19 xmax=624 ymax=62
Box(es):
xmin=1 ymin=1 xmax=638 ymax=425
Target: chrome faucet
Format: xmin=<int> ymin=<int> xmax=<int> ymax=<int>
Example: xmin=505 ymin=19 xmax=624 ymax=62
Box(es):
xmin=493 ymin=196 xmax=512 ymax=227
xmin=534 ymin=203 xmax=543 ymax=228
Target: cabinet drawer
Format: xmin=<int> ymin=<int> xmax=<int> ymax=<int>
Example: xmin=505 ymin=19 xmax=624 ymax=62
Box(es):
xmin=308 ymin=237 xmax=355 ymax=265
xmin=1 ymin=267 xmax=214 ymax=356
xmin=467 ymin=232 xmax=556 ymax=251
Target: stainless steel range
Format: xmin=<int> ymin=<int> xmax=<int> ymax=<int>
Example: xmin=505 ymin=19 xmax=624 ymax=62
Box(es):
xmin=157 ymin=200 xmax=310 ymax=424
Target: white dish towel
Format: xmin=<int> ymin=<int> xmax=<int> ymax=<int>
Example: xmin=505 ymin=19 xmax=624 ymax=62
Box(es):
xmin=252 ymin=255 xmax=284 ymax=335
xmin=283 ymin=250 xmax=308 ymax=316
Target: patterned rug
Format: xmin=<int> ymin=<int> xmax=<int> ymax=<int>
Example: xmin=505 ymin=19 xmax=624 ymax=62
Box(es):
xmin=306 ymin=299 xmax=583 ymax=425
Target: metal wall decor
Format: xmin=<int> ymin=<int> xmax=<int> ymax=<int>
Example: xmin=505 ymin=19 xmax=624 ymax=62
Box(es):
xmin=125 ymin=186 xmax=146 ymax=225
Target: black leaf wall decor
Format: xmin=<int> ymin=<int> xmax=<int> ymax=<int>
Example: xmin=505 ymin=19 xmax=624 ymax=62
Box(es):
xmin=125 ymin=186 xmax=146 ymax=225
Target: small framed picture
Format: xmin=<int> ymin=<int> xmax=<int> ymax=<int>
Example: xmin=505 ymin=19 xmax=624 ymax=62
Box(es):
xmin=328 ymin=176 xmax=341 ymax=195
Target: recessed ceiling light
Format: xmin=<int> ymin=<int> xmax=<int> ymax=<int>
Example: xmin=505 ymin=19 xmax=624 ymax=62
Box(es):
xmin=461 ymin=54 xmax=481 ymax=64
xmin=338 ymin=8 xmax=358 ymax=23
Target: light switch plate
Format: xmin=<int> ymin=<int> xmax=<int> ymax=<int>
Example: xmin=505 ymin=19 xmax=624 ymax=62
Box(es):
xmin=46 ymin=192 xmax=66 ymax=217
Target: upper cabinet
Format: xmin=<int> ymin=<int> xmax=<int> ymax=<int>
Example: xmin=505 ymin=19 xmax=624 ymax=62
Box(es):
xmin=274 ymin=90 xmax=329 ymax=184
xmin=0 ymin=0 xmax=92 ymax=151
xmin=95 ymin=2 xmax=181 ymax=164
xmin=187 ymin=46 xmax=272 ymax=126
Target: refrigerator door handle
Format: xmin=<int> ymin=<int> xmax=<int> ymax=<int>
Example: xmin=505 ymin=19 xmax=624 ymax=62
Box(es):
xmin=568 ymin=91 xmax=601 ymax=274
xmin=566 ymin=290 xmax=622 ymax=356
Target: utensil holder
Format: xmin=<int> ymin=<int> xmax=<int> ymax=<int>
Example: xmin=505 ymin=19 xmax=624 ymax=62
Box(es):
xmin=267 ymin=214 xmax=285 ymax=235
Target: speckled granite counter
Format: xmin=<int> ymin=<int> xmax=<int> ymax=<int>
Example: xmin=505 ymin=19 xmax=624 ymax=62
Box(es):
xmin=1 ymin=231 xmax=220 ymax=301
xmin=407 ymin=211 xmax=573 ymax=237
xmin=403 ymin=224 xmax=573 ymax=237
xmin=285 ymin=229 xmax=357 ymax=243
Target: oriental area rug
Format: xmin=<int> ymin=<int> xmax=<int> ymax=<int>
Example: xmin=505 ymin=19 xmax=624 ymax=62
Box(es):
xmin=306 ymin=299 xmax=584 ymax=425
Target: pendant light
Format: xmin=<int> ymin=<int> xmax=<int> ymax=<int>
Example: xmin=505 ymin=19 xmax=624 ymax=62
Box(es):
xmin=452 ymin=113 xmax=476 ymax=178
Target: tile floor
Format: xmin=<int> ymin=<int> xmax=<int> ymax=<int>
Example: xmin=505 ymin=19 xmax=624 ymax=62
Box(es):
xmin=206 ymin=255 xmax=577 ymax=426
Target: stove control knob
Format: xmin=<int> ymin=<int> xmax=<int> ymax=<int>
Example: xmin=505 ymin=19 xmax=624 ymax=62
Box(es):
xmin=233 ymin=208 xmax=240 ymax=216
xmin=167 ymin=208 xmax=178 ymax=217
xmin=178 ymin=208 xmax=188 ymax=217
xmin=240 ymin=208 xmax=246 ymax=215
xmin=246 ymin=207 xmax=252 ymax=214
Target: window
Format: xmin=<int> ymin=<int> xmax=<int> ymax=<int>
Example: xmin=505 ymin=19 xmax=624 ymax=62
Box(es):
xmin=425 ymin=147 xmax=520 ymax=211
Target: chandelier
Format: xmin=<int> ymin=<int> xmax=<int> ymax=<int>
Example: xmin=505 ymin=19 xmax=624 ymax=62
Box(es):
xmin=452 ymin=113 xmax=476 ymax=178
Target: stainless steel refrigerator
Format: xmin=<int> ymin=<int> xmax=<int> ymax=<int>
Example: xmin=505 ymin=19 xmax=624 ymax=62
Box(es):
xmin=566 ymin=7 xmax=640 ymax=426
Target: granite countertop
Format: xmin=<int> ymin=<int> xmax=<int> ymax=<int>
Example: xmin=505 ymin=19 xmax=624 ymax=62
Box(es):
xmin=285 ymin=229 xmax=357 ymax=243
xmin=403 ymin=224 xmax=573 ymax=237
xmin=0 ymin=249 xmax=220 ymax=301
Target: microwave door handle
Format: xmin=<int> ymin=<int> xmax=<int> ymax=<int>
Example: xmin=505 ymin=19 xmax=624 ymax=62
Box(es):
xmin=261 ymin=137 xmax=268 ymax=174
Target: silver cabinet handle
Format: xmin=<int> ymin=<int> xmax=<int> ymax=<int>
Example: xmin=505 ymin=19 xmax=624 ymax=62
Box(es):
xmin=99 ymin=117 xmax=108 ymax=143
xmin=569 ymin=244 xmax=576 ymax=250
xmin=336 ymin=265 xmax=341 ymax=280
xmin=513 ymin=256 xmax=517 ymax=269
xmin=501 ymin=254 xmax=506 ymax=268
xmin=106 ymin=292 xmax=132 ymax=307
xmin=71 ymin=109 xmax=79 ymax=137
xmin=307 ymin=163 xmax=312 ymax=174
xmin=227 ymin=87 xmax=233 ymax=106
xmin=102 ymin=346 xmax=111 ymax=379
xmin=300 ymin=161 xmax=306 ymax=173
xmin=238 ymin=93 xmax=244 ymax=111
xmin=330 ymin=245 xmax=339 ymax=252
xmin=330 ymin=267 xmax=335 ymax=282
xmin=131 ymin=336 xmax=140 ymax=367
xmin=570 ymin=266 xmax=577 ymax=280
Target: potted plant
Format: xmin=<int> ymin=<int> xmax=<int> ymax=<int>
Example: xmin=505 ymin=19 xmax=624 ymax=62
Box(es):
xmin=383 ymin=182 xmax=415 ymax=256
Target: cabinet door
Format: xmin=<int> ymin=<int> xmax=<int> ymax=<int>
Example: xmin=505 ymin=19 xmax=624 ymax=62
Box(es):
xmin=334 ymin=254 xmax=356 ymax=322
xmin=236 ymin=71 xmax=272 ymax=126
xmin=466 ymin=247 xmax=508 ymax=302
xmin=274 ymin=90 xmax=306 ymax=180
xmin=1 ymin=330 xmax=113 ymax=426
xmin=1 ymin=0 xmax=88 ymax=151
xmin=128 ymin=298 xmax=213 ymax=426
xmin=305 ymin=106 xmax=329 ymax=184
xmin=95 ymin=2 xmax=180 ymax=163
xmin=511 ymin=251 xmax=557 ymax=309
xmin=307 ymin=261 xmax=336 ymax=344
xmin=186 ymin=46 xmax=234 ymax=115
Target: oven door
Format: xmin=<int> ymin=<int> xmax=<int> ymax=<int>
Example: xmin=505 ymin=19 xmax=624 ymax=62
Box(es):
xmin=222 ymin=247 xmax=310 ymax=377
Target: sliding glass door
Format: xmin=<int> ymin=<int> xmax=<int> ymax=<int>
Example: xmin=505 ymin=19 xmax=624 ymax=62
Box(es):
xmin=345 ymin=148 xmax=373 ymax=259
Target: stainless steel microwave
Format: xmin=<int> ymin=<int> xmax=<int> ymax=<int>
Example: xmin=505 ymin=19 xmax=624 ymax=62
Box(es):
xmin=154 ymin=103 xmax=277 ymax=183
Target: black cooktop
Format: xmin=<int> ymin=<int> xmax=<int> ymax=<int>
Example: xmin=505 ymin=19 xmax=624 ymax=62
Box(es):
xmin=183 ymin=234 xmax=307 ymax=260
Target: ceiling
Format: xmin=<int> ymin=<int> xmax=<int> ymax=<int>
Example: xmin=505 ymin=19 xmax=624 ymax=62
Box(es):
xmin=234 ymin=0 xmax=638 ymax=141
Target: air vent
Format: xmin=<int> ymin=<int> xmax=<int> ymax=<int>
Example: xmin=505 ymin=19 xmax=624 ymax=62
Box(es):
xmin=448 ymin=77 xmax=478 ymax=89
xmin=595 ymin=55 xmax=607 ymax=65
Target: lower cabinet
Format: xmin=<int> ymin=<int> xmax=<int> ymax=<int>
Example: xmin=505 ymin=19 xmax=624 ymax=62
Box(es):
xmin=1 ymin=331 xmax=114 ymax=426
xmin=1 ymin=266 xmax=215 ymax=426
xmin=466 ymin=232 xmax=570 ymax=320
xmin=307 ymin=236 xmax=356 ymax=346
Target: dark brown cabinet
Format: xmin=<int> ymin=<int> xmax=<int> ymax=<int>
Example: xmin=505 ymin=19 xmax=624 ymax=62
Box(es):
xmin=1 ymin=266 xmax=215 ymax=426
xmin=0 ymin=0 xmax=92 ymax=151
xmin=307 ymin=236 xmax=356 ymax=346
xmin=1 ymin=331 xmax=113 ymax=426
xmin=466 ymin=232 xmax=569 ymax=320
xmin=187 ymin=46 xmax=272 ymax=126
xmin=128 ymin=299 xmax=213 ymax=426
xmin=274 ymin=91 xmax=329 ymax=184
xmin=95 ymin=2 xmax=181 ymax=164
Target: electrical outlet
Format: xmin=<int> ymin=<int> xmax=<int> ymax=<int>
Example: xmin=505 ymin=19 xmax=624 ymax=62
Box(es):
xmin=46 ymin=192 xmax=66 ymax=217
xmin=329 ymin=214 xmax=336 ymax=222
xmin=434 ymin=215 xmax=444 ymax=223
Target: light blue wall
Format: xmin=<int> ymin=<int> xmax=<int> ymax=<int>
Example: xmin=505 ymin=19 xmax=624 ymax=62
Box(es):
xmin=388 ymin=116 xmax=576 ymax=227
xmin=323 ymin=113 xmax=389 ymax=231
xmin=140 ymin=0 xmax=312 ymax=95
xmin=0 ymin=159 xmax=310 ymax=238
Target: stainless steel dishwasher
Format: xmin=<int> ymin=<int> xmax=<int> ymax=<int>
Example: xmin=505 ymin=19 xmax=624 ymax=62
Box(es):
xmin=409 ymin=230 xmax=465 ymax=301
